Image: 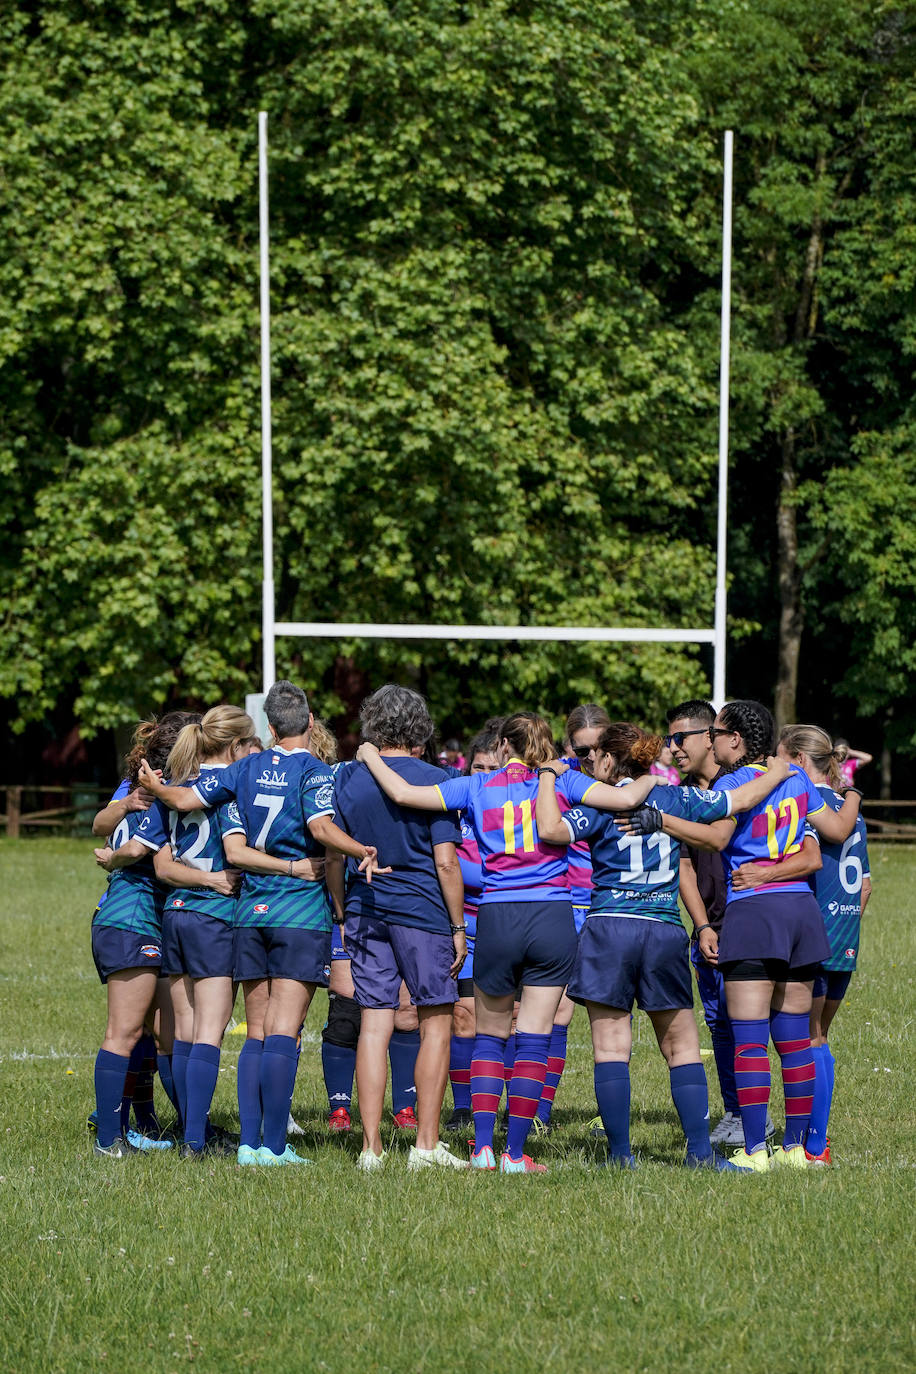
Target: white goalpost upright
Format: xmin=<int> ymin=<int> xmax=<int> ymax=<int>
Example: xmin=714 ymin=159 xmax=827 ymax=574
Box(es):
xmin=256 ymin=113 xmax=734 ymax=705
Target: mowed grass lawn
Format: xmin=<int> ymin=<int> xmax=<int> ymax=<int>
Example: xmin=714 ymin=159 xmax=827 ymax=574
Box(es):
xmin=0 ymin=838 xmax=913 ymax=1374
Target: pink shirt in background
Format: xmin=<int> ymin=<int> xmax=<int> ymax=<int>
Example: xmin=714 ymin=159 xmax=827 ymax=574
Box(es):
xmin=650 ymin=763 xmax=681 ymax=786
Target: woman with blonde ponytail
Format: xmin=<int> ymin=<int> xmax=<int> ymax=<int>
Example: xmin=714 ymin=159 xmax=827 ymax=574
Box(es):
xmin=536 ymin=722 xmax=796 ymax=1171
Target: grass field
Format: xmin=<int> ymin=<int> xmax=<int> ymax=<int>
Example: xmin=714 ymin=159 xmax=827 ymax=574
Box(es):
xmin=0 ymin=838 xmax=914 ymax=1373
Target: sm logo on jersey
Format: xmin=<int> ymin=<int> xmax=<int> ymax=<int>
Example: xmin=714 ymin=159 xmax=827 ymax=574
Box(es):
xmin=254 ymin=903 xmax=269 ymax=914
xmin=257 ymin=769 xmax=288 ymax=788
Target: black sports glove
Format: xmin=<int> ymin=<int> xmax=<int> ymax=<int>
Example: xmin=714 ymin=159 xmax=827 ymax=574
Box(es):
xmin=621 ymin=805 xmax=664 ymax=835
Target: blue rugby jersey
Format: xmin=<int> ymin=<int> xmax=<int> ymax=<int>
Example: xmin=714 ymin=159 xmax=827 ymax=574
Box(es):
xmin=93 ymin=808 xmax=163 ymax=937
xmin=560 ymin=756 xmax=593 ymax=908
xmin=333 ymin=756 xmax=461 ymax=934
xmin=811 ymin=785 xmax=870 ymax=971
xmin=437 ymin=759 xmax=582 ymax=905
xmin=717 ymin=763 xmax=827 ymax=902
xmin=137 ymin=776 xmax=240 ymax=924
xmin=562 ymin=783 xmax=731 ymax=926
xmin=190 ymin=747 xmax=335 ymax=931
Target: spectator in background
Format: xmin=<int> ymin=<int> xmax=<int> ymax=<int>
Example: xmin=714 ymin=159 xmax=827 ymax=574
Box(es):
xmin=439 ymin=738 xmax=466 ymax=771
xmin=650 ymin=744 xmax=681 ymax=786
xmin=835 ymin=740 xmax=873 ymax=788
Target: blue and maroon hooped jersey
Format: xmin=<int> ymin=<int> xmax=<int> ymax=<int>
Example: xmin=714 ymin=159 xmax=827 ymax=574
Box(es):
xmin=717 ymin=763 xmax=826 ymax=903
xmin=436 ymin=758 xmax=584 ymax=904
xmin=812 ymin=784 xmax=869 ymax=971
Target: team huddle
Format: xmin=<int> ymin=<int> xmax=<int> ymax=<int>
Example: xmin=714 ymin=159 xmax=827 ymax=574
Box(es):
xmin=88 ymin=680 xmax=869 ymax=1175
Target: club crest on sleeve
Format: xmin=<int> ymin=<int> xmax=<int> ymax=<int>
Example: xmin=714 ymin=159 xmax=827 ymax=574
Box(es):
xmin=315 ymin=783 xmax=335 ymax=810
xmin=228 ymin=802 xmax=242 ymax=825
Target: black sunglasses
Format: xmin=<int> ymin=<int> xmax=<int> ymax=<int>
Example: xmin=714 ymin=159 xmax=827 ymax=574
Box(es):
xmin=664 ymin=728 xmax=711 ymax=749
xmin=571 ymin=744 xmax=594 ymax=759
xmin=708 ymin=727 xmax=734 ymax=739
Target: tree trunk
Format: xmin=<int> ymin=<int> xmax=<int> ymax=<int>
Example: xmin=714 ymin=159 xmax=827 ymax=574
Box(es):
xmin=773 ymin=150 xmax=826 ymax=727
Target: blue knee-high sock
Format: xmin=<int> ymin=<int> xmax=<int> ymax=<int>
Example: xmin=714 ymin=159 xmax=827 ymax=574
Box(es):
xmin=156 ymin=1052 xmax=180 ymax=1122
xmin=805 ymin=1043 xmax=835 ymax=1154
xmin=184 ymin=1044 xmax=221 ymax=1152
xmin=171 ymin=1040 xmax=191 ymax=1132
xmin=471 ymin=1033 xmax=507 ymax=1153
xmin=506 ymin=1031 xmax=551 ymax=1159
xmin=94 ymin=1049 xmax=130 ymax=1148
xmin=389 ymin=1028 xmax=420 ymax=1115
xmin=449 ymin=1035 xmax=474 ymax=1112
xmin=260 ymin=1034 xmax=299 ymax=1156
xmin=536 ymin=1023 xmax=568 ymax=1125
xmin=669 ymin=1062 xmax=712 ymax=1158
xmin=322 ymin=1042 xmax=356 ymax=1112
xmin=732 ymin=1018 xmax=771 ymax=1154
xmin=594 ymin=1061 xmax=631 ymax=1160
xmin=237 ymin=1038 xmax=264 ymax=1148
xmin=770 ymin=1009 xmax=815 ymax=1149
xmin=119 ymin=1038 xmax=146 ymax=1137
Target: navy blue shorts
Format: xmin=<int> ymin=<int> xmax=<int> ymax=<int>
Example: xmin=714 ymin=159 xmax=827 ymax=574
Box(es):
xmin=91 ymin=923 xmax=162 ymax=984
xmin=718 ymin=891 xmax=830 ymax=971
xmin=458 ymin=911 xmax=477 ymax=982
xmin=162 ymin=908 xmax=234 ymax=980
xmin=573 ymin=904 xmax=589 ymax=935
xmin=473 ymin=901 xmax=577 ymax=998
xmin=344 ymin=915 xmax=458 ymax=1010
xmin=690 ymin=937 xmax=729 ymax=1031
xmin=813 ymin=969 xmax=854 ymax=1001
xmin=233 ymin=925 xmax=331 ymax=986
xmin=568 ymin=915 xmax=694 ymax=1013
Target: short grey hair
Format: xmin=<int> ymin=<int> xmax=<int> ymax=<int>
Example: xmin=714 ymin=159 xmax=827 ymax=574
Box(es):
xmin=359 ymin=684 xmax=435 ymax=752
xmin=264 ymin=680 xmax=311 ymax=738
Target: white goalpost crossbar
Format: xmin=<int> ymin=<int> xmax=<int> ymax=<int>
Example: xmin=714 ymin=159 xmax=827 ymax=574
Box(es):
xmin=258 ymin=113 xmax=733 ymax=698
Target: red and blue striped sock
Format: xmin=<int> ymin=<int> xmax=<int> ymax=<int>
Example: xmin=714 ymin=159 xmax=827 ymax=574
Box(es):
xmin=535 ymin=1023 xmax=568 ymax=1125
xmin=449 ymin=1035 xmax=474 ymax=1112
xmin=506 ymin=1031 xmax=551 ymax=1158
xmin=731 ymin=1018 xmax=771 ymax=1153
xmin=471 ymin=1033 xmax=507 ymax=1153
xmin=669 ymin=1062 xmax=712 ymax=1158
xmin=770 ymin=1010 xmax=815 ymax=1148
xmin=389 ymin=1028 xmax=420 ymax=1115
xmin=237 ymin=1037 xmax=264 ymax=1148
xmin=260 ymin=1034 xmax=299 ymax=1156
xmin=593 ymin=1060 xmax=631 ymax=1159
xmin=184 ymin=1043 xmax=221 ymax=1151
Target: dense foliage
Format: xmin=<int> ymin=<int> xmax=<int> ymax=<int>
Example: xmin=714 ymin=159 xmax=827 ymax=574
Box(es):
xmin=1 ymin=0 xmax=914 ymax=754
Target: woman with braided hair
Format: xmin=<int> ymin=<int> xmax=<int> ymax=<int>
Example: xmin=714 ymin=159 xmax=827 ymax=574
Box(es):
xmin=537 ymin=721 xmax=792 ymax=1170
xmin=634 ymin=700 xmax=862 ymax=1171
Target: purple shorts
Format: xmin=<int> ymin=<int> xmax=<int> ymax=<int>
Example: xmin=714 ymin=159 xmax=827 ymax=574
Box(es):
xmin=91 ymin=923 xmax=162 ymax=984
xmin=162 ymin=907 xmax=234 ymax=980
xmin=718 ymin=891 xmax=830 ymax=971
xmin=344 ymin=915 xmax=458 ymax=1010
xmin=233 ymin=925 xmax=331 ymax=985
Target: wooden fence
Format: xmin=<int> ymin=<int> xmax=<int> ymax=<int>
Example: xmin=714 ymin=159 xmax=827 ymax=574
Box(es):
xmin=1 ymin=784 xmax=916 ymax=841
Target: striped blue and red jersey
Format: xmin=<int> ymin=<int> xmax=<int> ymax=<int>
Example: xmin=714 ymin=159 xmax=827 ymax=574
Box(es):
xmin=436 ymin=758 xmax=587 ymax=904
xmin=717 ymin=763 xmax=826 ymax=903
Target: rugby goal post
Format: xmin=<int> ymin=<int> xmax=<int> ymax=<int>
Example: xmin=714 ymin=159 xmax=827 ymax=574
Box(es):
xmin=257 ymin=114 xmax=733 ymax=707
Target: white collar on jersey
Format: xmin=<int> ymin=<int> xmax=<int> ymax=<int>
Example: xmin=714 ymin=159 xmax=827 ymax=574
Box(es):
xmin=271 ymin=745 xmax=308 ymax=755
